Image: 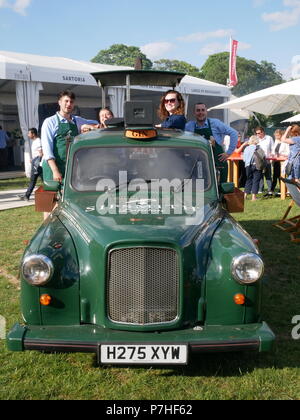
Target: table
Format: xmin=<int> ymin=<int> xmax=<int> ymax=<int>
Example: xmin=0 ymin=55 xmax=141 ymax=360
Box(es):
xmin=227 ymin=154 xmax=288 ymax=200
xmin=227 ymin=153 xmax=243 ymax=189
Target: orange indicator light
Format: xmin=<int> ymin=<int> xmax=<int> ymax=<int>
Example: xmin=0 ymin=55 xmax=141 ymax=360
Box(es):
xmin=234 ymin=293 xmax=246 ymax=305
xmin=40 ymin=294 xmax=52 ymax=306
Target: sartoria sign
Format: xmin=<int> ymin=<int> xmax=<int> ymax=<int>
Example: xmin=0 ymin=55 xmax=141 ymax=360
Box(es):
xmin=62 ymin=75 xmax=86 ymax=83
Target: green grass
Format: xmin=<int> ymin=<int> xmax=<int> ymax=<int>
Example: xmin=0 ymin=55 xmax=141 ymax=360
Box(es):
xmin=0 ymin=177 xmax=29 ymax=191
xmin=0 ymin=200 xmax=299 ymax=400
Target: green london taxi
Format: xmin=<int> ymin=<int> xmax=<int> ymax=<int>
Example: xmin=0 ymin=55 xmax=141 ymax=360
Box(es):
xmin=7 ymin=71 xmax=275 ymax=365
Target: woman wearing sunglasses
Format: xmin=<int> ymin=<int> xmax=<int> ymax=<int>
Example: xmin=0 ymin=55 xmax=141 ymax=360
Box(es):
xmin=156 ymin=90 xmax=186 ymax=130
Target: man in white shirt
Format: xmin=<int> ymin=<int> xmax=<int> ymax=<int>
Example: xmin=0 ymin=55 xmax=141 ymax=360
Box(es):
xmin=19 ymin=128 xmax=43 ymax=201
xmin=255 ymin=127 xmax=274 ymax=196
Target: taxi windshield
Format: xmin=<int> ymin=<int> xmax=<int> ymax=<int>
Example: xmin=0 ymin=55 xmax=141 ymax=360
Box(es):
xmin=71 ymin=146 xmax=211 ymax=192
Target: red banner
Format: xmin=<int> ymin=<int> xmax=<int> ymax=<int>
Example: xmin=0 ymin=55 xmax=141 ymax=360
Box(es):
xmin=228 ymin=39 xmax=239 ymax=87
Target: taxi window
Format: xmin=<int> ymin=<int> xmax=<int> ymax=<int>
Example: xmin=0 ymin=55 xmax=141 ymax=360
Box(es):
xmin=71 ymin=147 xmax=211 ymax=192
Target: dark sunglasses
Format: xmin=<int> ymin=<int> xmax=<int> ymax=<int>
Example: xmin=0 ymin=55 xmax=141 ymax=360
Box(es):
xmin=164 ymin=98 xmax=177 ymax=104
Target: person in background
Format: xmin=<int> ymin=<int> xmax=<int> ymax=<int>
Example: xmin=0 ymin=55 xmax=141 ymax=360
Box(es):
xmin=255 ymin=126 xmax=274 ymax=196
xmin=281 ymin=125 xmax=300 ymax=183
xmin=243 ymin=136 xmax=263 ymax=201
xmin=81 ymin=107 xmax=114 ymax=133
xmin=19 ymin=128 xmax=43 ymax=201
xmin=224 ymin=132 xmax=247 ymax=187
xmin=0 ymin=125 xmax=9 ymax=171
xmin=156 ymin=90 xmax=186 ymax=130
xmin=270 ymin=129 xmax=290 ymax=195
xmin=99 ymin=108 xmax=114 ymax=128
xmin=185 ymin=103 xmax=238 ymax=183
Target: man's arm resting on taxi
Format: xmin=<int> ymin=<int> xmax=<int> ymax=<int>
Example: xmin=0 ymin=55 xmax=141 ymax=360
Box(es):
xmin=80 ymin=123 xmax=100 ymax=133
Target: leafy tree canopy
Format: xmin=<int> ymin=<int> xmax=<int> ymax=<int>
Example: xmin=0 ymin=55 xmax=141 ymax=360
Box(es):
xmin=91 ymin=44 xmax=153 ymax=70
xmin=153 ymin=59 xmax=202 ymax=78
xmin=200 ymin=52 xmax=285 ymax=97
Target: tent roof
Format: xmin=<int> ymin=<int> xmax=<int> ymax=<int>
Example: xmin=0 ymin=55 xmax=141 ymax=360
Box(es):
xmin=281 ymin=113 xmax=300 ymax=123
xmin=0 ymin=50 xmax=230 ymax=97
xmin=180 ymin=74 xmax=230 ymax=97
xmin=0 ymin=50 xmax=131 ymax=85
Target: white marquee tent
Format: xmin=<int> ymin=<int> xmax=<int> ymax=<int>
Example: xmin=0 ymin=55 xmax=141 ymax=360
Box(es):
xmin=0 ymin=50 xmax=231 ymax=174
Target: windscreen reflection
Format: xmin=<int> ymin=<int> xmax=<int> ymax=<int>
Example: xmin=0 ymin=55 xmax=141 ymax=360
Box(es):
xmin=72 ymin=147 xmax=211 ymax=192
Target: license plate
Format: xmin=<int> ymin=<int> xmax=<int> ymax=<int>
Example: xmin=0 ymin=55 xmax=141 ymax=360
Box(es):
xmin=100 ymin=344 xmax=188 ymax=365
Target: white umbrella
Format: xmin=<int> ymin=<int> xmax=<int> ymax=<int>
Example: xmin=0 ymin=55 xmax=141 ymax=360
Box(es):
xmin=281 ymin=113 xmax=300 ymax=123
xmin=210 ymin=78 xmax=300 ymax=116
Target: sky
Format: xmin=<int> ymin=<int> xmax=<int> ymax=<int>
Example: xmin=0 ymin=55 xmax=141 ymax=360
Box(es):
xmin=0 ymin=0 xmax=300 ymax=80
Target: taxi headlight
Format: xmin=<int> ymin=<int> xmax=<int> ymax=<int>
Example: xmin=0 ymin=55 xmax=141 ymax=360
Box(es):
xmin=231 ymin=253 xmax=264 ymax=285
xmin=22 ymin=255 xmax=54 ymax=286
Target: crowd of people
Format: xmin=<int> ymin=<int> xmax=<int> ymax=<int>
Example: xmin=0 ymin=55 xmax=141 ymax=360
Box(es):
xmin=1 ymin=88 xmax=299 ymax=208
xmin=233 ymin=126 xmax=299 ymax=201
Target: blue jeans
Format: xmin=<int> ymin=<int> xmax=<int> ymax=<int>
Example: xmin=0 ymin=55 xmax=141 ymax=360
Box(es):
xmin=245 ymin=165 xmax=263 ymax=194
xmin=25 ymin=163 xmax=43 ymax=199
xmin=259 ymin=162 xmax=272 ymax=192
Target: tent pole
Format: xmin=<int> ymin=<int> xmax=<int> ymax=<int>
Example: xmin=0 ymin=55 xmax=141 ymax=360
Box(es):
xmin=126 ymin=74 xmax=131 ymax=102
xmin=102 ymin=86 xmax=106 ymax=108
xmin=98 ymin=81 xmax=106 ymax=109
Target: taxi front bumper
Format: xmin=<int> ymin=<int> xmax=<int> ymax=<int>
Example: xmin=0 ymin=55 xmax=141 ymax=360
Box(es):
xmin=7 ymin=322 xmax=275 ymax=356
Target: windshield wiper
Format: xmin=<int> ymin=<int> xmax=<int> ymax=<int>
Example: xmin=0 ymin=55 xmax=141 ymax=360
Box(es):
xmin=110 ymin=179 xmax=152 ymax=193
xmin=176 ymin=155 xmax=201 ymax=192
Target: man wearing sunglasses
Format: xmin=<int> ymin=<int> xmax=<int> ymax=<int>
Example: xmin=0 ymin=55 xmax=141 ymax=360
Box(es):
xmin=185 ymin=103 xmax=238 ymax=183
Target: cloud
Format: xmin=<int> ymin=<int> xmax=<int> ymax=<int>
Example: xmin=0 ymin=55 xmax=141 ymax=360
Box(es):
xmin=140 ymin=42 xmax=174 ymax=60
xmin=253 ymin=0 xmax=270 ymax=7
xmin=199 ymin=43 xmax=228 ymax=56
xmin=13 ymin=0 xmax=32 ymax=15
xmin=0 ymin=0 xmax=32 ymax=15
xmin=262 ymin=0 xmax=300 ymax=31
xmin=199 ymin=41 xmax=251 ymax=56
xmin=177 ymin=29 xmax=235 ymax=43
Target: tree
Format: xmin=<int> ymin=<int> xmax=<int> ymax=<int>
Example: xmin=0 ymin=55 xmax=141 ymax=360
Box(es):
xmin=91 ymin=44 xmax=153 ymax=69
xmin=201 ymin=52 xmax=284 ymax=96
xmin=153 ymin=59 xmax=202 ymax=78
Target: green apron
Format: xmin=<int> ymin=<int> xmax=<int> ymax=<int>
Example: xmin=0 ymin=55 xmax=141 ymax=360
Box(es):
xmin=42 ymin=115 xmax=79 ymax=181
xmin=195 ymin=119 xmax=228 ymax=183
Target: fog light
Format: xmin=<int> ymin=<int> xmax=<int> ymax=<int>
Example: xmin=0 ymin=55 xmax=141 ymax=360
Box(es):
xmin=234 ymin=293 xmax=246 ymax=305
xmin=40 ymin=294 xmax=52 ymax=306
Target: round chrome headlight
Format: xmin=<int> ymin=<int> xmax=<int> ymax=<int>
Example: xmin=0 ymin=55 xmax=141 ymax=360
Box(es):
xmin=231 ymin=253 xmax=264 ymax=285
xmin=22 ymin=255 xmax=54 ymax=286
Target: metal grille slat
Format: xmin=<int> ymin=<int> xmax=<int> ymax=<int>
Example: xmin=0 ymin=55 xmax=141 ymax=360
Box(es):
xmin=108 ymin=247 xmax=179 ymax=325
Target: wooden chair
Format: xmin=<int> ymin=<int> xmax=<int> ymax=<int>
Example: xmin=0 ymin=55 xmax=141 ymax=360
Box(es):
xmin=273 ymin=179 xmax=300 ymax=243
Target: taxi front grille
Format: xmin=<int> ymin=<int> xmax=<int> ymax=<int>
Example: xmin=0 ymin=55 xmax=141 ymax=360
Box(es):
xmin=107 ymin=247 xmax=179 ymax=325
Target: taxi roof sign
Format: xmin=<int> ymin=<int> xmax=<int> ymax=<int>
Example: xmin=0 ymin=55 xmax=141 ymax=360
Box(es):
xmin=125 ymin=129 xmax=157 ymax=140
